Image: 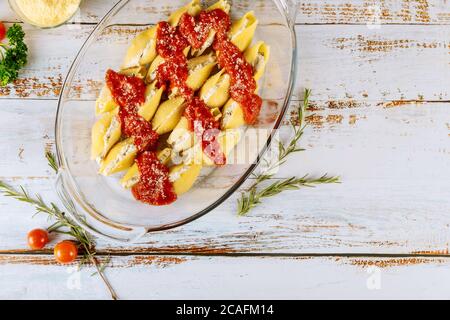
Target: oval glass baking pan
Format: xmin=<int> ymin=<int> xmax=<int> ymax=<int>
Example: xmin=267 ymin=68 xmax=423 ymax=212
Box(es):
xmin=55 ymin=0 xmax=298 ymax=242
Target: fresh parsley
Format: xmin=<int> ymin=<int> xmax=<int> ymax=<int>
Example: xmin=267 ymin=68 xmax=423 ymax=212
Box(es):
xmin=0 ymin=23 xmax=28 ymax=86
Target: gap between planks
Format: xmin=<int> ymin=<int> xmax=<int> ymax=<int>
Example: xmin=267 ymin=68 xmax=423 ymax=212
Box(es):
xmin=1 ymin=250 xmax=449 ymax=258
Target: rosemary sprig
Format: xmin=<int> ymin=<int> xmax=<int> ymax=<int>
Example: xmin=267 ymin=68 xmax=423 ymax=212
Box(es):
xmin=237 ymin=89 xmax=340 ymax=216
xmin=0 ymin=152 xmax=118 ymax=300
xmin=45 ymin=151 xmax=58 ymax=174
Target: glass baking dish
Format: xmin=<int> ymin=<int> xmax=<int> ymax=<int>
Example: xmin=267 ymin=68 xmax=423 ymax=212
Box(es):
xmin=55 ymin=0 xmax=298 ymax=242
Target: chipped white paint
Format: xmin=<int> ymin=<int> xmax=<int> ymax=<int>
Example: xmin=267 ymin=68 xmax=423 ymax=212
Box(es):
xmin=1 ymin=255 xmax=450 ymax=299
xmin=0 ymin=0 xmax=449 ymax=299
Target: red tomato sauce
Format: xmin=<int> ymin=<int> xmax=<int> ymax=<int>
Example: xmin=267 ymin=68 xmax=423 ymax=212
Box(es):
xmin=105 ymin=69 xmax=159 ymax=152
xmin=102 ymin=8 xmax=262 ymax=205
xmin=155 ymin=21 xmax=193 ymax=99
xmin=105 ymin=70 xmax=171 ymax=205
xmin=179 ymin=9 xmax=261 ymax=124
xmin=184 ymin=97 xmax=226 ymax=165
xmin=131 ymin=152 xmax=177 ymax=205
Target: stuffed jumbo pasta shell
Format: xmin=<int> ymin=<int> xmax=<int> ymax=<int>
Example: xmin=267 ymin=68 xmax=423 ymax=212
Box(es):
xmin=162 ymin=130 xmax=239 ymax=196
xmin=182 ymin=128 xmax=241 ymax=166
xmin=138 ymin=81 xmax=165 ymax=121
xmin=91 ymin=108 xmax=121 ymax=161
xmin=186 ymin=53 xmax=217 ymax=91
xmin=167 ymin=107 xmax=222 ymax=153
xmin=168 ymin=0 xmax=202 ymax=27
xmin=144 ymin=0 xmax=203 ymax=82
xmin=151 ymin=97 xmax=186 ymax=135
xmin=169 ymin=163 xmax=203 ymax=195
xmin=191 ymin=0 xmax=231 ymax=57
xmin=146 ymin=47 xmax=190 ymax=83
xmin=95 ymin=85 xmax=118 ymax=115
xmin=151 ymin=54 xmax=217 ymax=134
xmin=99 ymin=138 xmax=137 ymax=175
xmin=121 ymin=148 xmax=172 ymax=188
xmin=121 ymin=26 xmax=157 ymax=69
xmin=122 ymin=0 xmax=204 ymax=70
xmin=95 ymin=67 xmax=147 ymax=115
xmin=221 ymin=41 xmax=270 ymax=129
xmin=229 ymin=11 xmax=258 ymax=52
xmin=199 ymin=69 xmax=231 ymax=108
xmin=197 ymin=11 xmax=257 ymax=109
xmin=120 ymin=65 xmax=148 ymax=79
xmin=92 ymin=81 xmax=163 ymax=163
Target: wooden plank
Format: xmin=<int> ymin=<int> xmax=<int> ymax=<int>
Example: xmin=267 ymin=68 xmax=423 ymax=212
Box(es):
xmin=1 ymin=0 xmax=449 ymax=25
xmin=0 ymin=254 xmax=449 ymax=299
xmin=0 ymin=24 xmax=448 ymax=102
xmin=0 ymin=98 xmax=448 ymax=254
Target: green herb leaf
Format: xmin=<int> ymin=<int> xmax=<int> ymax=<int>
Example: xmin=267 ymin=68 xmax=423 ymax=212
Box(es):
xmin=0 ymin=24 xmax=28 ymax=86
xmin=237 ymin=89 xmax=340 ymax=216
xmin=45 ymin=151 xmax=58 ymax=173
xmin=0 ymin=149 xmax=119 ymax=299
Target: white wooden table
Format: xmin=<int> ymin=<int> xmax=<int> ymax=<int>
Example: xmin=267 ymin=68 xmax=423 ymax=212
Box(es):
xmin=0 ymin=0 xmax=449 ymax=299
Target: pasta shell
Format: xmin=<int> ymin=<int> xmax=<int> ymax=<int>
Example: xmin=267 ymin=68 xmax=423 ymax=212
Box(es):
xmin=121 ymin=148 xmax=172 ymax=188
xmin=119 ymin=66 xmax=148 ymax=79
xmin=99 ymin=138 xmax=137 ymax=176
xmin=145 ymin=47 xmax=190 ymax=83
xmin=207 ymin=0 xmax=231 ymax=13
xmin=199 ymin=70 xmax=231 ymax=108
xmin=229 ymin=11 xmax=258 ymax=52
xmin=151 ymin=97 xmax=186 ymax=135
xmin=95 ymin=85 xmax=118 ymax=115
xmin=220 ymin=43 xmax=270 ymax=129
xmin=120 ymin=163 xmax=140 ymax=189
xmin=121 ymin=26 xmax=157 ymax=69
xmin=191 ymin=30 xmax=216 ymax=57
xmin=167 ymin=117 xmax=194 ymax=153
xmin=168 ymin=107 xmax=221 ymax=153
xmin=138 ymin=81 xmax=164 ymax=121
xmin=221 ymin=99 xmax=245 ymax=130
xmin=186 ymin=53 xmax=217 ymax=91
xmin=91 ymin=109 xmax=121 ymax=161
xmin=203 ymin=129 xmax=241 ymax=166
xmin=183 ymin=129 xmax=241 ymax=166
xmin=244 ymin=41 xmax=270 ymax=81
xmin=168 ymin=0 xmax=202 ymax=26
xmin=169 ymin=164 xmax=203 ymax=195
xmin=191 ymin=1 xmax=231 ymax=56
xmin=146 ymin=55 xmax=165 ymax=83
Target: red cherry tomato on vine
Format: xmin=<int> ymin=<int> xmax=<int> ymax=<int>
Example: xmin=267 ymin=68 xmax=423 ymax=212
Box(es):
xmin=54 ymin=241 xmax=78 ymax=264
xmin=27 ymin=229 xmax=49 ymax=250
xmin=0 ymin=23 xmax=6 ymax=41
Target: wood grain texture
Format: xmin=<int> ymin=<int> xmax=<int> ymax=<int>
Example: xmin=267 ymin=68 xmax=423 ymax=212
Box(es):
xmin=0 ymin=100 xmax=448 ymax=254
xmin=1 ymin=254 xmax=450 ymax=299
xmin=1 ymin=0 xmax=449 ymax=25
xmin=0 ymin=23 xmax=448 ymax=102
xmin=0 ymin=0 xmax=449 ymax=300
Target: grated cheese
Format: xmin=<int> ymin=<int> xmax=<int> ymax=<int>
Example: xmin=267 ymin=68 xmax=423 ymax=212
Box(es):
xmin=15 ymin=0 xmax=81 ymax=28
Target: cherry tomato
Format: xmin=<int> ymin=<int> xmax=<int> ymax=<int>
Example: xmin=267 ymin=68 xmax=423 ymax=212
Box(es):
xmin=0 ymin=23 xmax=6 ymax=41
xmin=54 ymin=241 xmax=78 ymax=264
xmin=27 ymin=229 xmax=49 ymax=250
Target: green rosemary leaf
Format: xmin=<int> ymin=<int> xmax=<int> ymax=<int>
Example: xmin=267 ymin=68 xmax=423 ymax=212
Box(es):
xmin=237 ymin=89 xmax=340 ymax=216
xmin=45 ymin=151 xmax=58 ymax=173
xmin=0 ymin=179 xmax=118 ymax=300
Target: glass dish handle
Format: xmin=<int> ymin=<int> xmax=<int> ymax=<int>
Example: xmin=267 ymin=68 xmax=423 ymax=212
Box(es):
xmin=55 ymin=170 xmax=148 ymax=243
xmin=281 ymin=0 xmax=299 ymax=27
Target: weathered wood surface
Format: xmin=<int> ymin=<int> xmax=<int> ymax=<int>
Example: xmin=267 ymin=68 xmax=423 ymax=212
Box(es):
xmin=0 ymin=24 xmax=448 ymax=102
xmin=1 ymin=255 xmax=450 ymax=299
xmin=1 ymin=0 xmax=449 ymax=25
xmin=0 ymin=99 xmax=449 ymax=254
xmin=0 ymin=0 xmax=449 ymax=299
